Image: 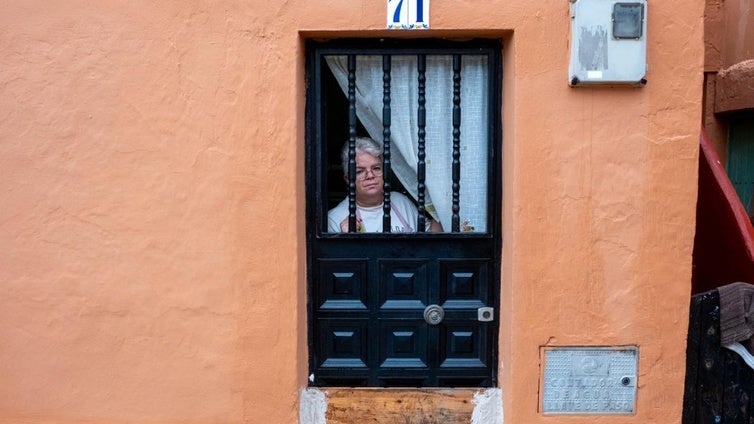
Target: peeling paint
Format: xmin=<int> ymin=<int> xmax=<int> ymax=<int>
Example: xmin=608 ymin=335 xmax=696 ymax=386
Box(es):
xmin=578 ymin=25 xmax=609 ymax=71
xmin=299 ymin=388 xmax=327 ymax=424
xmin=471 ymin=388 xmax=503 ymax=424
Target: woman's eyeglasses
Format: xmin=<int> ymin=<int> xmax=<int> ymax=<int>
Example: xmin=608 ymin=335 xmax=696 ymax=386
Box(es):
xmin=354 ymin=165 xmax=383 ymax=181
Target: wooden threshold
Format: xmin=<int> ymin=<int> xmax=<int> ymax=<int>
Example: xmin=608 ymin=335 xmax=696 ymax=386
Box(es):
xmin=325 ymin=388 xmax=479 ymax=424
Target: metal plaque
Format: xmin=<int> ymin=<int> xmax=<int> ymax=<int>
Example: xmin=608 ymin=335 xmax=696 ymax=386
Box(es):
xmin=541 ymin=346 xmax=638 ymax=415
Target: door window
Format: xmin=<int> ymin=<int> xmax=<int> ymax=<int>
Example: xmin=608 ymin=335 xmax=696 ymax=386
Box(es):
xmin=323 ymin=53 xmax=490 ymax=233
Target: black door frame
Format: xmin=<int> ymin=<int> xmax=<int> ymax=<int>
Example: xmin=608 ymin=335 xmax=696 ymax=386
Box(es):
xmin=305 ymin=38 xmax=503 ymax=387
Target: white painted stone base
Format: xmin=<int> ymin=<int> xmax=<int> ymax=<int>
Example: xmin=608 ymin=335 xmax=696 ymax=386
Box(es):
xmin=299 ymin=388 xmax=327 ymax=424
xmin=472 ymin=388 xmax=504 ymax=424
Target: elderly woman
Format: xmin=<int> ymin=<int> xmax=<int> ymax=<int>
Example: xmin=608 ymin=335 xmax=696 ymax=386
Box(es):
xmin=328 ymin=137 xmax=443 ymax=233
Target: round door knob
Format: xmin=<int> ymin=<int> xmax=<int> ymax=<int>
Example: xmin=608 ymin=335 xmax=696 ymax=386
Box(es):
xmin=423 ymin=304 xmax=444 ymax=325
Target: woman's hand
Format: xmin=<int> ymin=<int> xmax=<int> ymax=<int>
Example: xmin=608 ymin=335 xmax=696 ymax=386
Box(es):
xmin=340 ymin=216 xmax=363 ymax=232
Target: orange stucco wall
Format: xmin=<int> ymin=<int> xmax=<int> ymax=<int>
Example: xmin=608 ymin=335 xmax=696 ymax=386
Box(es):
xmin=720 ymin=0 xmax=754 ymax=67
xmin=704 ymin=0 xmax=754 ymax=70
xmin=0 ymin=1 xmax=703 ymax=423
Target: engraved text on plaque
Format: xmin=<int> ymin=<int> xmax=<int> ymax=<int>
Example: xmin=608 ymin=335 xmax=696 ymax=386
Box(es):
xmin=541 ymin=346 xmax=638 ymax=415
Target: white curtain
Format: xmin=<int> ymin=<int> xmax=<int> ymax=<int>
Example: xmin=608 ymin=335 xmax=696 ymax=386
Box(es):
xmin=326 ymin=55 xmax=489 ymax=232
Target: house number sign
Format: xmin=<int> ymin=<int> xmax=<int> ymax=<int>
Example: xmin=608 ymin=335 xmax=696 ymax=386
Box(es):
xmin=387 ymin=0 xmax=429 ymax=29
xmin=541 ymin=346 xmax=638 ymax=415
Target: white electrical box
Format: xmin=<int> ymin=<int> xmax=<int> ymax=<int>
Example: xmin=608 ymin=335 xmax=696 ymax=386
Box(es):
xmin=568 ymin=0 xmax=647 ymax=86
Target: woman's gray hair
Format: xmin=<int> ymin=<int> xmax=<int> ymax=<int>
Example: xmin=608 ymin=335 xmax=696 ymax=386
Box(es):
xmin=341 ymin=137 xmax=383 ymax=174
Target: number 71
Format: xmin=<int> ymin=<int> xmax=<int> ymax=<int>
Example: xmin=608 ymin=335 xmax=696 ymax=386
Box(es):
xmin=387 ymin=0 xmax=429 ymax=29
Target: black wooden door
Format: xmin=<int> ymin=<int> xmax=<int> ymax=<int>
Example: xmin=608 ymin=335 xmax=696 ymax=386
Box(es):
xmin=306 ymin=39 xmax=502 ymax=388
xmin=311 ymin=235 xmax=497 ymax=387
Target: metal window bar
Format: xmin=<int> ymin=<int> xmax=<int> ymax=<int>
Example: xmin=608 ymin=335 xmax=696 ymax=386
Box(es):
xmin=347 ymin=54 xmax=357 ymax=233
xmin=382 ymin=55 xmax=393 ymax=233
xmin=343 ymin=52 xmax=470 ymax=234
xmin=416 ymin=54 xmax=427 ymax=232
xmin=452 ymin=55 xmax=462 ymax=232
